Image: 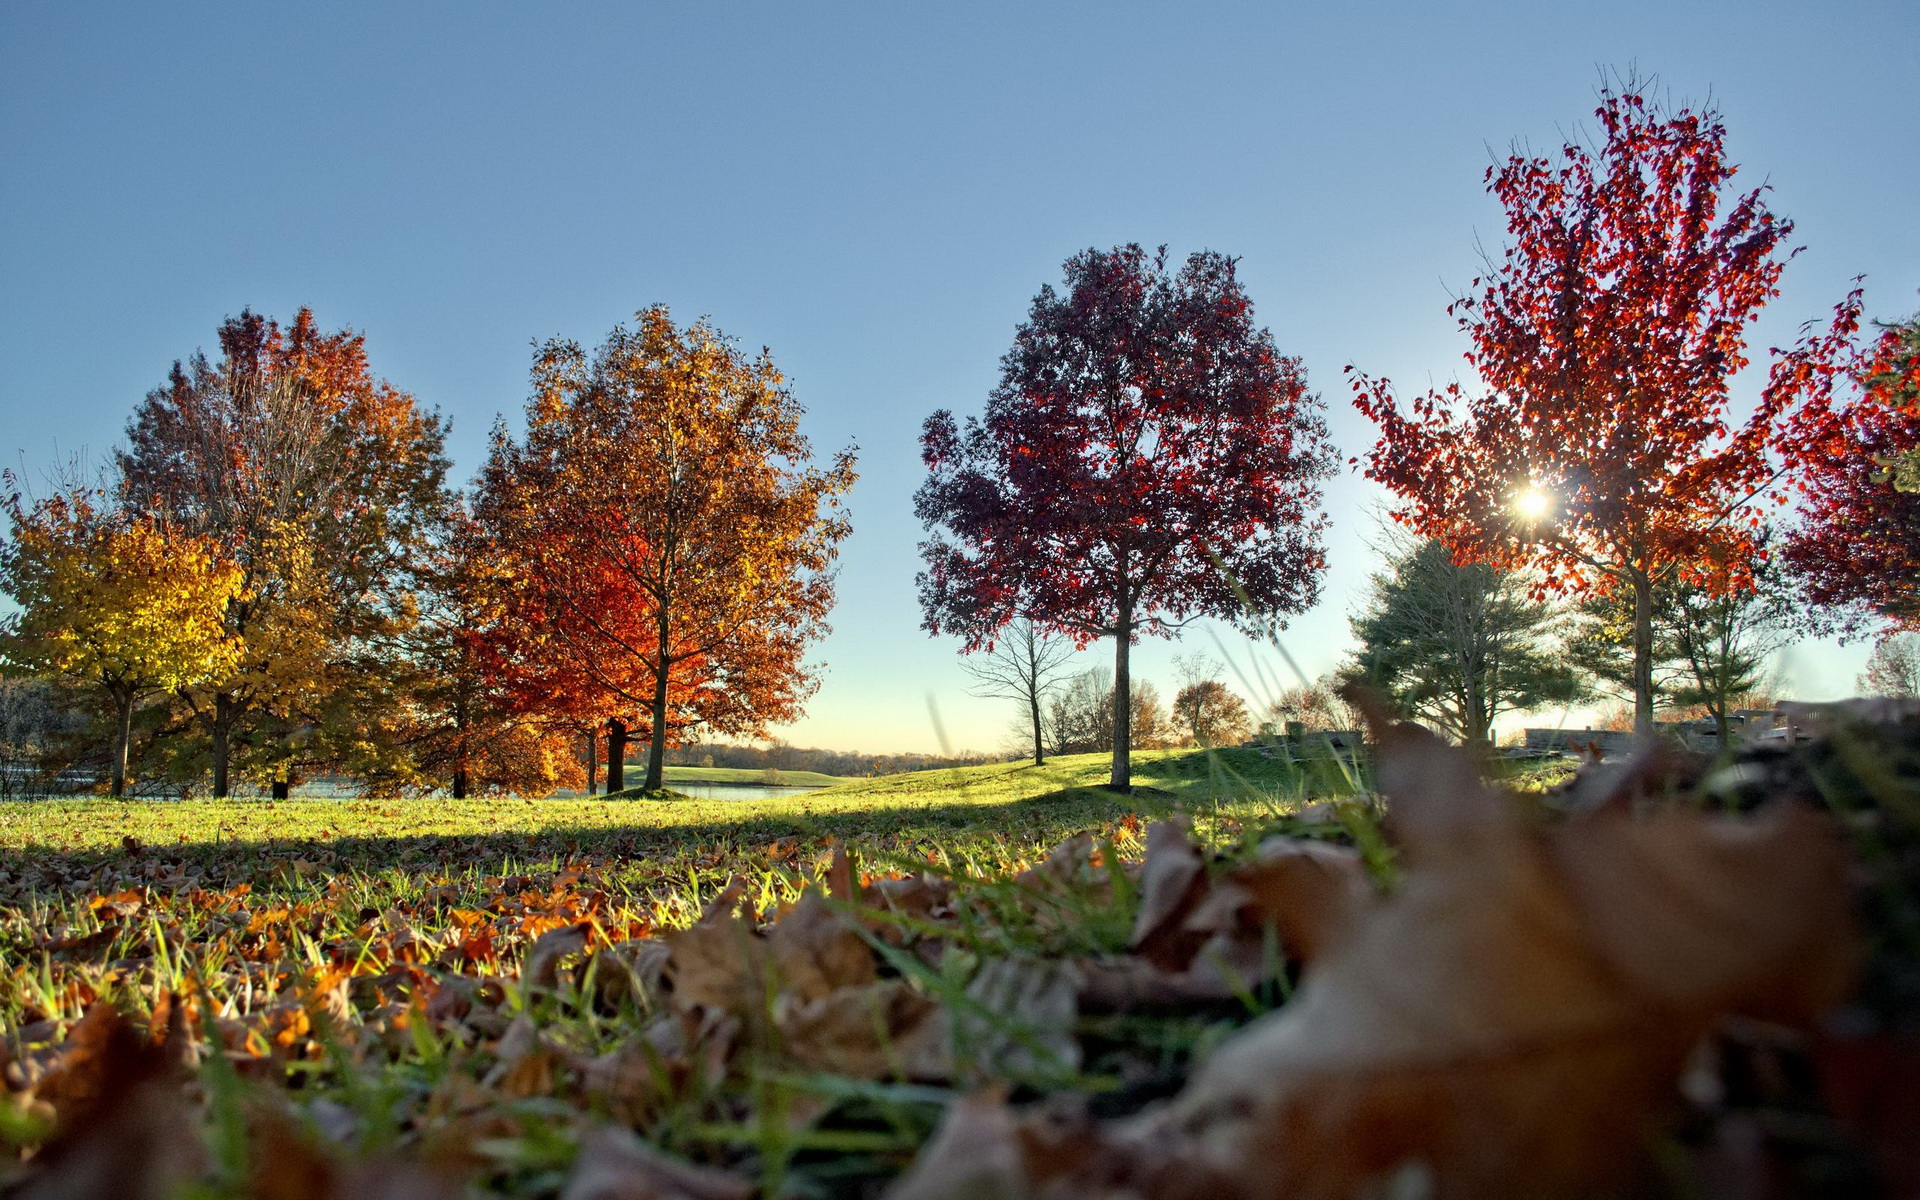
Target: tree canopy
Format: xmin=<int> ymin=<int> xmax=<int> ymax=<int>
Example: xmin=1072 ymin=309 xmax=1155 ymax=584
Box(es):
xmin=1781 ymin=314 xmax=1920 ymax=633
xmin=476 ymin=307 xmax=856 ymax=793
xmin=917 ymin=244 xmax=1336 ymax=790
xmin=0 ymin=481 xmax=243 ymax=796
xmin=1343 ymin=536 xmax=1582 ymax=748
xmin=117 ymin=308 xmax=450 ymax=795
xmin=1351 ymin=81 xmax=1851 ymax=733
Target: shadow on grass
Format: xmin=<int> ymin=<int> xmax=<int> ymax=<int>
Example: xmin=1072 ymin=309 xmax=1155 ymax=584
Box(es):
xmin=0 ymin=747 xmax=1370 ymax=897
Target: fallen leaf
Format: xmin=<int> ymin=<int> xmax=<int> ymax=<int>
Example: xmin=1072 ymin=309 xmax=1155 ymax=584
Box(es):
xmin=884 ymin=1092 xmax=1027 ymax=1200
xmin=524 ymin=921 xmax=593 ymax=991
xmin=559 ymin=1126 xmax=752 ymax=1200
xmin=11 ymin=1006 xmax=200 ymax=1200
xmin=778 ymin=979 xmax=949 ymax=1080
xmin=1186 ymin=836 xmax=1371 ymax=968
xmin=1128 ymin=821 xmax=1210 ymax=972
xmin=1141 ymin=719 xmax=1856 ymax=1197
xmin=765 ymin=891 xmax=876 ymax=1002
xmin=954 ymin=958 xmax=1082 ymax=1081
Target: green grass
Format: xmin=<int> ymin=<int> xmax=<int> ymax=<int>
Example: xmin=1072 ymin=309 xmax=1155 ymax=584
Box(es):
xmin=660 ymin=765 xmax=854 ymax=788
xmin=0 ymin=746 xmax=1383 ymax=1195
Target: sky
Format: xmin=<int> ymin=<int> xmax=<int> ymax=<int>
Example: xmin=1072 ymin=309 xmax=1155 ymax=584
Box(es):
xmin=3 ymin=2 xmax=1916 ymax=755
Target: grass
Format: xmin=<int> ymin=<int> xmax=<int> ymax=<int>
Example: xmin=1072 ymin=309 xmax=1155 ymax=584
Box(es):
xmin=659 ymin=766 xmax=854 ymax=788
xmin=0 ymin=745 xmax=1556 ymax=1195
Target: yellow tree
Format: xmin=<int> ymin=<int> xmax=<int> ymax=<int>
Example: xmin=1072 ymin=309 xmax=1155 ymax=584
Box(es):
xmin=118 ymin=308 xmax=450 ymax=795
xmin=0 ymin=481 xmax=243 ymax=797
xmin=476 ymin=307 xmax=856 ymax=793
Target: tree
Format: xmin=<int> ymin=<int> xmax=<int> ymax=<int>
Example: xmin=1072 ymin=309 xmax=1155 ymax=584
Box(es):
xmin=118 ymin=309 xmax=450 ymax=795
xmin=917 ymin=245 xmax=1337 ymax=791
xmin=1042 ymin=668 xmax=1168 ymax=754
xmin=1859 ymin=634 xmax=1920 ymax=698
xmin=1344 ymin=536 xmax=1582 ymax=749
xmin=393 ymin=501 xmax=582 ymax=798
xmin=959 ymin=618 xmax=1076 ymax=765
xmin=1780 ymin=314 xmax=1920 ymax=633
xmin=1656 ymin=557 xmax=1792 ymax=743
xmin=476 ymin=307 xmax=856 ymax=794
xmin=1171 ymin=679 xmax=1253 ymax=747
xmin=1266 ymin=676 xmax=1363 ymax=735
xmin=1350 ymin=80 xmax=1853 ymax=734
xmin=1045 ymin=668 xmax=1111 ymax=756
xmin=0 ymin=481 xmax=243 ymax=796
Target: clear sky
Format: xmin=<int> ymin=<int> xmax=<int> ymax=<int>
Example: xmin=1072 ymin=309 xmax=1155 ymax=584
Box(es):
xmin=4 ymin=2 xmax=1915 ymax=755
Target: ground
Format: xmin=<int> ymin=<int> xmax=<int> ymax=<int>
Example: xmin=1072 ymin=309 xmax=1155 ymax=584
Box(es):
xmin=0 ymin=746 xmax=1579 ymax=1196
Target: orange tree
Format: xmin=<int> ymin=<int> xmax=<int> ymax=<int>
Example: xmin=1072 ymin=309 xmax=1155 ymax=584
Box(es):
xmin=118 ymin=309 xmax=450 ymax=795
xmin=393 ymin=500 xmax=583 ymax=798
xmin=475 ymin=307 xmax=855 ymax=793
xmin=1350 ymin=82 xmax=1853 ymax=732
xmin=0 ymin=481 xmax=243 ymax=796
xmin=917 ymin=245 xmax=1336 ymax=791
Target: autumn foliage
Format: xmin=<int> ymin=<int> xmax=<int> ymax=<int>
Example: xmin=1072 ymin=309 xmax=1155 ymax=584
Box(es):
xmin=117 ymin=308 xmax=450 ymax=796
xmin=0 ymin=481 xmax=243 ymax=797
xmin=1781 ymin=313 xmax=1920 ymax=632
xmin=1350 ymin=82 xmax=1851 ymax=732
xmin=918 ymin=245 xmax=1336 ymax=789
xmin=477 ymin=307 xmax=856 ymax=793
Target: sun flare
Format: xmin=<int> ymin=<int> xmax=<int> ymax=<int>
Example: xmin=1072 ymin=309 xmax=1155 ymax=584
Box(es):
xmin=1513 ymin=484 xmax=1554 ymax=521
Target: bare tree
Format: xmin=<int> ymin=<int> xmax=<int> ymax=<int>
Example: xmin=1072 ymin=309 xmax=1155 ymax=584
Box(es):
xmin=1860 ymin=633 xmax=1920 ymax=699
xmin=961 ymin=618 xmax=1075 ymax=765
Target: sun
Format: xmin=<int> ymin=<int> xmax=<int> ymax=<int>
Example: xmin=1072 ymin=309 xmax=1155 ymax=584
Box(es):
xmin=1513 ymin=484 xmax=1554 ymax=521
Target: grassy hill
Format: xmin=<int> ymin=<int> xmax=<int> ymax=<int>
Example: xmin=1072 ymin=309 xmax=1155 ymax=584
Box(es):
xmin=660 ymin=764 xmax=853 ymax=787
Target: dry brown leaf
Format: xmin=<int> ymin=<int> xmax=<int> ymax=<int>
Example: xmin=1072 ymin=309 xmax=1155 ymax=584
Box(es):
xmin=661 ymin=902 xmax=764 ymax=1018
xmin=1016 ymin=834 xmax=1096 ymax=891
xmin=559 ymin=1126 xmax=752 ymax=1200
xmin=1136 ymin=719 xmax=1857 ymax=1198
xmin=892 ymin=719 xmax=1859 ymax=1198
xmin=885 ymin=1092 xmax=1029 ymax=1200
xmin=1084 ymin=837 xmax=1367 ymax=1012
xmin=583 ymin=940 xmax=672 ymax=1014
xmin=778 ymin=979 xmax=951 ymax=1080
xmin=11 ymin=1006 xmax=201 ymax=1200
xmin=246 ymin=1109 xmax=466 ymax=1200
xmin=1186 ymin=837 xmax=1371 ymax=967
xmin=765 ymin=891 xmax=876 ymax=1002
xmin=1128 ymin=821 xmax=1210 ymax=972
xmin=827 ymin=842 xmax=857 ymax=902
xmin=482 ymin=1015 xmax=567 ymax=1097
xmin=954 ymin=958 xmax=1082 ymax=1080
xmin=524 ymin=921 xmax=593 ymax=991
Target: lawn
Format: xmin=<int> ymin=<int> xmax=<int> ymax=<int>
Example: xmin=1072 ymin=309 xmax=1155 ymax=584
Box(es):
xmin=659 ymin=765 xmax=855 ymax=788
xmin=0 ymin=745 xmax=1380 ymax=1196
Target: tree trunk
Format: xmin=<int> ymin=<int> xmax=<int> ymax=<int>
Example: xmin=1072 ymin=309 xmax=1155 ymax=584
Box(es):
xmin=211 ymin=693 xmax=234 ymax=798
xmin=645 ymin=618 xmax=671 ymax=792
xmin=584 ymin=728 xmax=598 ymax=795
xmin=272 ymin=777 xmax=290 ymax=800
xmin=452 ymin=768 xmax=469 ymax=799
xmin=109 ymin=687 xmax=133 ymax=799
xmin=606 ymin=717 xmax=627 ymax=794
xmin=1110 ymin=579 xmax=1133 ymax=793
xmin=1029 ymin=690 xmax=1045 ymax=766
xmin=1631 ymin=568 xmax=1656 ymax=735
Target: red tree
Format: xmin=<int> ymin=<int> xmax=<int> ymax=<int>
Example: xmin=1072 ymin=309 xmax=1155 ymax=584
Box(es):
xmin=1780 ymin=314 xmax=1920 ymax=633
xmin=917 ymin=245 xmax=1336 ymax=791
xmin=1350 ymin=83 xmax=1852 ymax=731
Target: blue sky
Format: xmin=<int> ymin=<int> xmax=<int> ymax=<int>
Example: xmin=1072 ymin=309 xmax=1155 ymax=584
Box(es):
xmin=4 ymin=2 xmax=1915 ymax=753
